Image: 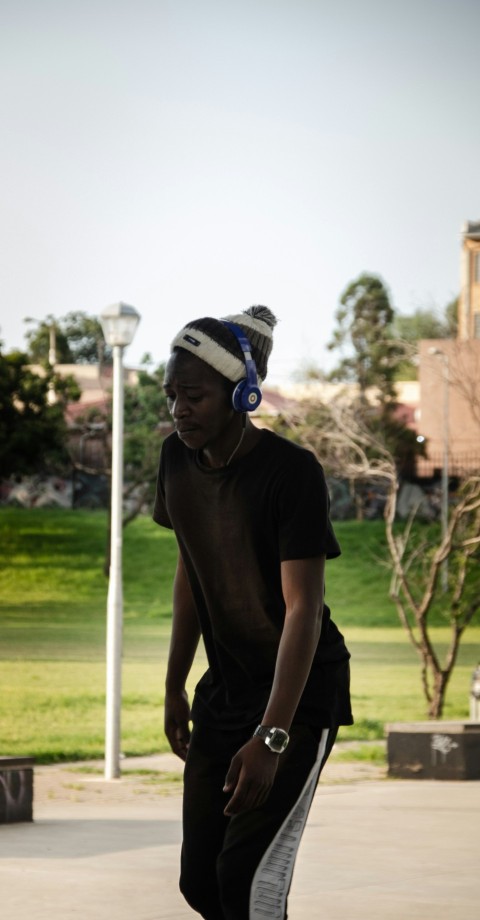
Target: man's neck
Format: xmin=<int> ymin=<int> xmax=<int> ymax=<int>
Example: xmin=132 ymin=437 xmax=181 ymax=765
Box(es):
xmin=201 ymin=417 xmax=260 ymax=469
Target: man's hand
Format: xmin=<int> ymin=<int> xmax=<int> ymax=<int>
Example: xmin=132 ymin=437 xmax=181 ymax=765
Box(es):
xmin=223 ymin=737 xmax=279 ymax=816
xmin=164 ymin=689 xmax=191 ymax=761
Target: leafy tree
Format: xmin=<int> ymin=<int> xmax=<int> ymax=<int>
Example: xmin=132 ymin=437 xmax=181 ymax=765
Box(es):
xmin=394 ymin=299 xmax=459 ymax=343
xmin=328 ymin=273 xmax=401 ymax=403
xmin=445 ymin=297 xmax=459 ymax=336
xmin=394 ymin=307 xmax=449 ymax=343
xmin=392 ymin=299 xmax=458 ymax=379
xmin=73 ymin=362 xmax=171 ymax=571
xmin=122 ymin=364 xmax=171 ymax=524
xmin=325 ymin=273 xmax=423 ymax=482
xmin=0 ymin=347 xmax=80 ymax=477
xmin=77 ymin=362 xmax=170 ymax=510
xmin=24 ymin=311 xmax=112 ymax=365
xmin=24 ymin=316 xmax=73 ymax=364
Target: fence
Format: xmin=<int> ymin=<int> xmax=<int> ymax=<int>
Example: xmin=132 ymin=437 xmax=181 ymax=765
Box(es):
xmin=416 ymin=452 xmax=480 ymax=479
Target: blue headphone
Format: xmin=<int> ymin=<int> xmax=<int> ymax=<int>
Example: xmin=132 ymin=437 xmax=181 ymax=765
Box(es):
xmin=222 ymin=321 xmax=262 ymax=412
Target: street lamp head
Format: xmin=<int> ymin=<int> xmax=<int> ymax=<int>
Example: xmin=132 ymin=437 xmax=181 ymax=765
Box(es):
xmin=100 ymin=302 xmax=141 ymax=348
xmin=427 ymin=346 xmax=449 ymax=369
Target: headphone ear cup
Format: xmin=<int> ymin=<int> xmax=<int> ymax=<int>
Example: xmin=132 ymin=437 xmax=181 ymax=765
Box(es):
xmin=232 ymin=379 xmax=262 ymax=412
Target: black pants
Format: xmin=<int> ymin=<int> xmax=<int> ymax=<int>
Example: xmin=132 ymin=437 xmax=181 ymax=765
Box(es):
xmin=180 ymin=722 xmax=337 ymax=920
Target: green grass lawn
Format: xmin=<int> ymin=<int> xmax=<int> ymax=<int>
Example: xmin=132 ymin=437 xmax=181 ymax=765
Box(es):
xmin=1 ymin=508 xmax=478 ymax=762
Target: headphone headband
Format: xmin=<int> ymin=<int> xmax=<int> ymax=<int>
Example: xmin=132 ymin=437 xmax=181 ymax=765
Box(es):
xmin=221 ymin=321 xmax=262 ymax=412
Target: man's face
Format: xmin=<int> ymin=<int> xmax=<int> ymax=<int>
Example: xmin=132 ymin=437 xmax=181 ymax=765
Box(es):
xmin=163 ymin=349 xmax=236 ymax=452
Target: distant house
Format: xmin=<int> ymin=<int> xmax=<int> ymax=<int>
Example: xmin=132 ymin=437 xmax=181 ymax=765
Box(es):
xmin=418 ymin=339 xmax=480 ymax=476
xmin=31 ymin=362 xmax=139 ymax=470
xmin=272 ymin=379 xmax=420 ymax=434
xmin=417 ymin=219 xmax=480 ymax=477
xmin=459 ymin=219 xmax=480 ymax=340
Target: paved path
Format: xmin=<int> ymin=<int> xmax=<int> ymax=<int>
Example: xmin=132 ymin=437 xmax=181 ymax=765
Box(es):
xmin=1 ymin=756 xmax=479 ymax=919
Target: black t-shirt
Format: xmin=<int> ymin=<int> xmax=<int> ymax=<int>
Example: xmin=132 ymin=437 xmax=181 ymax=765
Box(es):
xmin=153 ymin=428 xmax=353 ymax=729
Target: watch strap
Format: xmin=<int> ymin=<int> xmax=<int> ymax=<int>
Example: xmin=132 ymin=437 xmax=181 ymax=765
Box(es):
xmin=253 ymin=724 xmax=290 ymax=753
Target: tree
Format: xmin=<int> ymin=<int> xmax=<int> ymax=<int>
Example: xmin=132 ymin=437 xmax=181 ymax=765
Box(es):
xmin=394 ymin=307 xmax=450 ymax=343
xmin=24 ymin=312 xmax=112 ymax=365
xmin=282 ymin=397 xmax=479 ymax=719
xmin=72 ymin=362 xmax=171 ymax=572
xmin=122 ymin=364 xmax=171 ymax=524
xmin=445 ymin=296 xmax=459 ymax=337
xmin=386 ymin=474 xmax=480 ymax=718
xmin=445 ymin=340 xmax=480 ymax=432
xmin=0 ymin=347 xmax=80 ymax=477
xmin=325 ymin=273 xmax=424 ymax=487
xmin=392 ymin=299 xmax=458 ymax=379
xmin=328 ymin=273 xmax=402 ymax=403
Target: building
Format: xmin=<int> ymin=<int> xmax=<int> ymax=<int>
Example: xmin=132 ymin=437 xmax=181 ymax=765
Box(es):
xmin=418 ymin=339 xmax=480 ymax=476
xmin=459 ymin=220 xmax=480 ymax=340
xmin=417 ymin=220 xmax=480 ymax=476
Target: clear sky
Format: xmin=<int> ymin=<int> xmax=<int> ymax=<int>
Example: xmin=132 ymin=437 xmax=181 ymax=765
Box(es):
xmin=1 ymin=0 xmax=479 ymax=385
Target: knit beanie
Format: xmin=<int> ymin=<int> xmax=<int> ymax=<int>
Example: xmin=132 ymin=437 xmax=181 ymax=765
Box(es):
xmin=170 ymin=305 xmax=277 ymax=383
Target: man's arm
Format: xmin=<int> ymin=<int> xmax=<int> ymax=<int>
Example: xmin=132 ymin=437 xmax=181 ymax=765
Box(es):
xmin=223 ymin=555 xmax=325 ymax=815
xmin=164 ymin=551 xmax=201 ymax=761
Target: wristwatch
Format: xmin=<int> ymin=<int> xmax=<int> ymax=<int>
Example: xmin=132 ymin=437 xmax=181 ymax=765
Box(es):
xmin=253 ymin=725 xmax=290 ymax=753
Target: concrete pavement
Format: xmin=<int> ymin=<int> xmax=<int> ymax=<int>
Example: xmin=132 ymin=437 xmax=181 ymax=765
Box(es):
xmin=0 ymin=760 xmax=479 ymax=920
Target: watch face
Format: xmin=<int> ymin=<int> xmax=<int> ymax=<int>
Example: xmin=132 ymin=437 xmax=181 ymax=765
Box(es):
xmin=267 ymin=728 xmax=289 ymax=753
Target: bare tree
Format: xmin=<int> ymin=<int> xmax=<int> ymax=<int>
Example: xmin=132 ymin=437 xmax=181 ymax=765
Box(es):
xmin=282 ymin=397 xmax=480 ymax=719
xmin=385 ymin=475 xmax=480 ymax=717
xmin=447 ymin=340 xmax=480 ymax=431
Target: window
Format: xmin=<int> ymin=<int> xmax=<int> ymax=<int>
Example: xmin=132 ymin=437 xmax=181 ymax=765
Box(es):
xmin=474 ymin=252 xmax=480 ymax=283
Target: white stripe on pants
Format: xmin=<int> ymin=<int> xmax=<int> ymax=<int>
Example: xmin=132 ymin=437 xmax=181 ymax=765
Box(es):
xmin=249 ymin=728 xmax=330 ymax=919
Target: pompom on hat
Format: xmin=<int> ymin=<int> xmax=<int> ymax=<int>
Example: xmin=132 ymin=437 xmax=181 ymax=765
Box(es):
xmin=170 ymin=305 xmax=277 ymax=383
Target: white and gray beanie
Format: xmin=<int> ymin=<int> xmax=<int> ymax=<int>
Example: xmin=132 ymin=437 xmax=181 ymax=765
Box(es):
xmin=170 ymin=305 xmax=277 ymax=383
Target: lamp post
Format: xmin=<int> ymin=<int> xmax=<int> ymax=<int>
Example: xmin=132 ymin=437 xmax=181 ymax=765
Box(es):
xmin=47 ymin=325 xmax=57 ymax=405
xmin=100 ymin=302 xmax=140 ymax=780
xmin=428 ymin=347 xmax=449 ymax=593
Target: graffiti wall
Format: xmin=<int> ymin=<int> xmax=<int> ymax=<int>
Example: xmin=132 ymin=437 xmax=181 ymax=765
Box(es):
xmin=0 ymin=472 xmax=109 ymax=510
xmin=0 ymin=760 xmax=34 ymax=823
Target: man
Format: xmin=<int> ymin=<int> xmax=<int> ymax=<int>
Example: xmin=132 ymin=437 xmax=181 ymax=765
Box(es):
xmin=153 ymin=305 xmax=352 ymax=920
